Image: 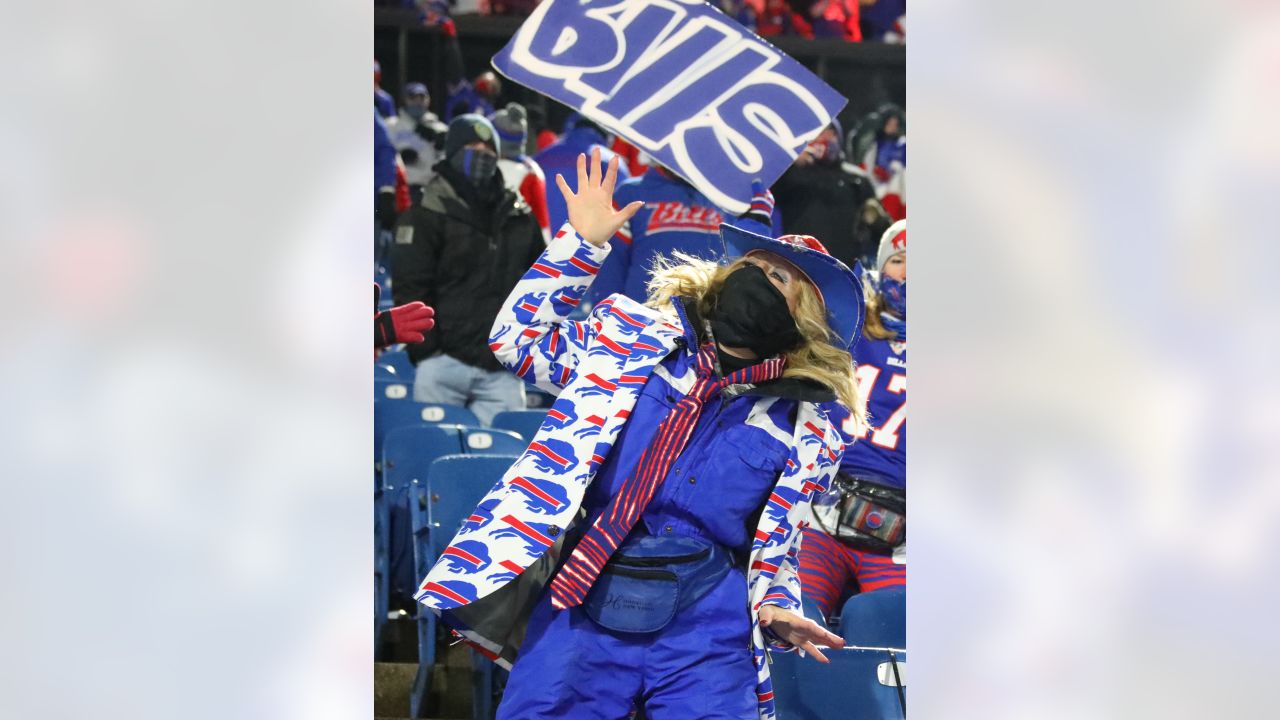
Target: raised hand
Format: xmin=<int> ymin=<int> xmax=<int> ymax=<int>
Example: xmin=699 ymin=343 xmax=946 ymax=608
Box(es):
xmin=741 ymin=178 xmax=775 ymax=227
xmin=758 ymin=604 xmax=846 ymax=663
xmin=555 ymin=148 xmax=644 ymax=247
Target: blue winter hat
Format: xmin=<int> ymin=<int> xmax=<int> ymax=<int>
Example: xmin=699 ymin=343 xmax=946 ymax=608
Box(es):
xmin=720 ymin=224 xmax=864 ymax=348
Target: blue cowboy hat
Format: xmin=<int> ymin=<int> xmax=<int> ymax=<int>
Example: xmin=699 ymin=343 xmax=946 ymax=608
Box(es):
xmin=719 ymin=223 xmax=864 ymax=349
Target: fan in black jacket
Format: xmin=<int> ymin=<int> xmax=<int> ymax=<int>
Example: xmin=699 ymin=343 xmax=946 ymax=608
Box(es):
xmin=391 ymin=114 xmax=545 ymax=424
xmin=772 ymin=123 xmax=878 ymax=270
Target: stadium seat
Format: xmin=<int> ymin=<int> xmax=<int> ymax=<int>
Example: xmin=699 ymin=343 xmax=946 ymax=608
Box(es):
xmin=840 ymin=587 xmax=905 ymax=649
xmin=377 ymin=348 xmax=416 ymax=379
xmin=490 ymin=409 xmax=547 ymax=442
xmin=771 ymin=587 xmax=907 ymax=719
xmin=461 ymin=427 xmax=528 ymax=455
xmin=423 ymin=454 xmax=517 ymax=561
xmin=406 ymin=475 xmax=437 ymax=719
xmin=375 ymin=264 xmax=394 ymax=311
xmin=374 ymin=494 xmax=389 ymax=658
xmin=374 ymin=392 xmax=480 ymax=469
xmin=375 ymin=378 xmax=414 ymax=402
xmin=382 ymin=426 xmax=468 ymax=612
xmin=419 ymin=454 xmax=521 ymax=720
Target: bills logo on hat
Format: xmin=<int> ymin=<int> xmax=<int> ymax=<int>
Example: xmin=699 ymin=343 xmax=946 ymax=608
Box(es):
xmin=876 ymin=219 xmax=907 ymax=271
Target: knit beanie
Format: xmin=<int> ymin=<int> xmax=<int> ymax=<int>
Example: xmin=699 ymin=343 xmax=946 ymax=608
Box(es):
xmin=876 ymin=219 xmax=906 ymax=271
xmin=443 ymin=113 xmax=499 ymax=159
xmin=490 ymin=103 xmax=528 ymax=159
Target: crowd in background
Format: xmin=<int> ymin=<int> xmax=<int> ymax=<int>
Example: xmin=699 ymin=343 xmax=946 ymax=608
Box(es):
xmin=373 ymin=10 xmax=907 ymax=715
xmin=375 ymin=0 xmax=906 ymax=44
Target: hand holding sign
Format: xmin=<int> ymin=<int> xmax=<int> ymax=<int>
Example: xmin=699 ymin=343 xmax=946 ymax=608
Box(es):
xmin=557 ymin=148 xmax=643 ymax=247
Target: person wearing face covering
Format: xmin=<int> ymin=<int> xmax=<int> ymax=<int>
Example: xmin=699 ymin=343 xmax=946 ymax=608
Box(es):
xmin=415 ymin=150 xmax=865 ymax=720
xmin=388 ymin=81 xmax=449 ymax=202
xmin=772 ymin=121 xmax=878 ymax=270
xmin=800 ymin=218 xmax=906 ymax=640
xmin=389 ymin=113 xmax=545 ymax=425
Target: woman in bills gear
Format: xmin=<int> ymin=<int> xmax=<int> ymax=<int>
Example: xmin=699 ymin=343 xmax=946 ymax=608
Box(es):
xmin=800 ymin=218 xmax=907 ymax=622
xmin=415 ymin=150 xmax=864 ymax=720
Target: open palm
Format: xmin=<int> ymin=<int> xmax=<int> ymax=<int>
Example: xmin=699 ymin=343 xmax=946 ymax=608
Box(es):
xmin=555 ymin=148 xmax=644 ymax=247
xmin=759 ymin=604 xmax=846 ymax=663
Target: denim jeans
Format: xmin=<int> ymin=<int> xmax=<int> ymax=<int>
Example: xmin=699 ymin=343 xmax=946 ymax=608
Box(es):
xmin=413 ymin=353 xmax=526 ymax=426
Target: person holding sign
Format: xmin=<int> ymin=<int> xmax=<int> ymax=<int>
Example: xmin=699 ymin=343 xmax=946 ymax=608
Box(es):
xmin=415 ymin=150 xmax=863 ymax=719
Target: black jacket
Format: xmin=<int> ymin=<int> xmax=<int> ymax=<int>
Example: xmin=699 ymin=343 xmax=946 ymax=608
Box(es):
xmin=773 ymin=161 xmax=877 ymax=270
xmin=391 ymin=166 xmax=545 ymax=370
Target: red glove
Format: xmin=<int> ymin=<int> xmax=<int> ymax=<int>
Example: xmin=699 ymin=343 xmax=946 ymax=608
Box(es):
xmin=375 ymin=302 xmax=435 ymax=348
xmin=440 ymin=17 xmax=457 ymax=37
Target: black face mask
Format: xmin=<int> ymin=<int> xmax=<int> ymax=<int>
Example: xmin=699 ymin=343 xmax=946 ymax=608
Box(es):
xmin=710 ymin=264 xmax=804 ymax=359
xmin=449 ymin=147 xmax=498 ymax=187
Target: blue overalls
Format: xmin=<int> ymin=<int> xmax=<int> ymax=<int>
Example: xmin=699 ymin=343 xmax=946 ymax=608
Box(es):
xmin=497 ymin=341 xmax=800 ymax=719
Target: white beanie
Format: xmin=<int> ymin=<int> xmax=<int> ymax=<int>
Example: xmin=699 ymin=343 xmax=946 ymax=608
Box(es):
xmin=876 ymin=219 xmax=906 ymax=272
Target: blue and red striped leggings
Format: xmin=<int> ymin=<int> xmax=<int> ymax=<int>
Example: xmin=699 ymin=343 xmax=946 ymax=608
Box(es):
xmin=798 ymin=527 xmax=906 ymax=620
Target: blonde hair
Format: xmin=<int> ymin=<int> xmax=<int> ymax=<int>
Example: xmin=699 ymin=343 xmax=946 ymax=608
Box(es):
xmin=863 ymin=292 xmax=900 ymax=341
xmin=645 ymin=252 xmax=863 ymax=422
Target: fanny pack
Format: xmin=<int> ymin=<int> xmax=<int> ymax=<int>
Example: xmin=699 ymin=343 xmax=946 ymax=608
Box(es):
xmin=582 ymin=534 xmax=731 ymax=634
xmin=814 ymin=473 xmax=906 ymax=554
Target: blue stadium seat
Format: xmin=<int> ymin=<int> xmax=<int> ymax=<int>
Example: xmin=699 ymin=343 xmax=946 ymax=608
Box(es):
xmin=461 ymin=427 xmax=528 ymax=455
xmin=375 ymin=393 xmax=480 ymax=470
xmin=490 ymin=409 xmax=548 ymax=442
xmin=419 ymin=454 xmax=521 ymax=720
xmin=377 ymin=349 xmax=416 ymax=379
xmin=375 ymin=378 xmax=414 ymax=402
xmin=382 ymin=426 xmax=467 ymax=613
xmin=771 ymin=587 xmax=907 ymax=719
xmin=840 ymin=587 xmax=905 ymax=649
xmin=375 ymin=264 xmax=394 ymax=311
xmin=375 ymin=363 xmax=400 ymax=381
xmin=406 ymin=475 xmax=437 ymax=720
xmin=374 ymin=494 xmax=389 ymax=658
xmin=423 ymin=454 xmax=518 ymax=559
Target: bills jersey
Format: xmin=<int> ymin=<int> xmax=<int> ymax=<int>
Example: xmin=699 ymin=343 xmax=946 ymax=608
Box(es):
xmin=587 ymin=170 xmax=773 ymax=304
xmin=840 ymin=333 xmax=906 ymax=489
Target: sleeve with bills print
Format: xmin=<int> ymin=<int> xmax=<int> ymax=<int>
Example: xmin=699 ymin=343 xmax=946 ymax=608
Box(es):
xmin=487 ymin=223 xmax=613 ymax=395
xmin=754 ymin=409 xmax=845 ymax=653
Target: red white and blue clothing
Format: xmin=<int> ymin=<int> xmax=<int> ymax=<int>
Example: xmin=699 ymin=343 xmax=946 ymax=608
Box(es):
xmin=841 ymin=333 xmax=906 ymax=489
xmin=800 ymin=332 xmax=906 ymax=620
xmin=589 ymin=170 xmax=779 ymax=305
xmin=416 ymin=224 xmax=846 ymax=720
xmin=502 ymin=321 xmax=820 ymax=719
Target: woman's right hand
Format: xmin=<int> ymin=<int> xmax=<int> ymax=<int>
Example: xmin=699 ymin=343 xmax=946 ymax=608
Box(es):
xmin=555 ymin=148 xmax=643 ymax=247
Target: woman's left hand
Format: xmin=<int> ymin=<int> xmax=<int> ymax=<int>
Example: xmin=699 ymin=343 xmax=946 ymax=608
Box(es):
xmin=555 ymin=148 xmax=643 ymax=247
xmin=758 ymin=605 xmax=845 ymax=663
